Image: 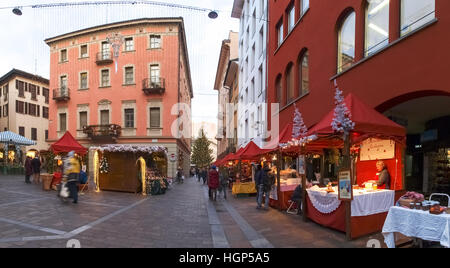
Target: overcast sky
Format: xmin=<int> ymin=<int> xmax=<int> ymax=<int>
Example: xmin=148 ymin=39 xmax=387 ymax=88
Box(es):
xmin=0 ymin=0 xmax=239 ymax=135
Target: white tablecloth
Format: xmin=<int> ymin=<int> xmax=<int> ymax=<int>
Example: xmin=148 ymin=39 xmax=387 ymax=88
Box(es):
xmin=382 ymin=206 xmax=450 ymax=248
xmin=306 ymin=188 xmax=395 ymax=217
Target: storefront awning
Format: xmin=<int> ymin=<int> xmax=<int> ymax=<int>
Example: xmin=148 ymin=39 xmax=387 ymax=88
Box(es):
xmin=0 ymin=131 xmax=36 ymax=146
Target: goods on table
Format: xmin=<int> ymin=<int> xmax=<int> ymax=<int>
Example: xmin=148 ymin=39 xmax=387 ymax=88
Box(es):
xmin=398 ymin=191 xmax=425 ymax=208
xmin=145 ymin=169 xmax=168 ymax=195
xmin=429 ymin=204 xmax=446 ymax=215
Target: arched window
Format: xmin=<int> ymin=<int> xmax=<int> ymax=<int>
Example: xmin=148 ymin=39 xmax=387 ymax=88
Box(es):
xmin=299 ymin=51 xmax=309 ymax=96
xmin=337 ymin=11 xmax=356 ymax=73
xmin=286 ymin=64 xmax=295 ymax=103
xmin=401 ymin=0 xmax=435 ymax=36
xmin=276 ymin=75 xmax=283 ymax=105
xmin=365 ymin=0 xmax=389 ymax=56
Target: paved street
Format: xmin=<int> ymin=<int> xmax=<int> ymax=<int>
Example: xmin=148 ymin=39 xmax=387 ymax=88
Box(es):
xmin=0 ymin=175 xmax=385 ymax=248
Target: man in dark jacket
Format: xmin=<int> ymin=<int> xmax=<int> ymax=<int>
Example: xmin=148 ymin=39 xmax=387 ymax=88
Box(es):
xmin=31 ymin=154 xmax=41 ymax=184
xmin=257 ymin=163 xmax=274 ymax=210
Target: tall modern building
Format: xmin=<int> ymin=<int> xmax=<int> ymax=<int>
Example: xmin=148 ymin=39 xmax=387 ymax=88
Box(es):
xmin=0 ymin=69 xmax=50 ymax=155
xmin=267 ymin=0 xmax=449 ymax=193
xmin=45 ymin=18 xmax=193 ymax=178
xmin=232 ymin=0 xmax=268 ymax=149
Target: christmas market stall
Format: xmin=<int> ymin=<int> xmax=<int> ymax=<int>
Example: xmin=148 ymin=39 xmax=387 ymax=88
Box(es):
xmin=90 ymin=144 xmax=168 ymax=195
xmin=45 ymin=131 xmax=88 ymax=191
xmin=220 ymin=142 xmax=271 ymax=196
xmin=0 ymin=131 xmax=37 ymax=175
xmin=299 ymin=88 xmax=407 ymax=240
xmin=263 ymin=106 xmax=318 ymax=211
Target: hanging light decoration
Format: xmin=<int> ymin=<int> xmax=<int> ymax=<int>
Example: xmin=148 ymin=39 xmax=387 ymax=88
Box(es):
xmin=208 ymin=10 xmax=218 ymax=19
xmin=12 ymin=7 xmax=22 ymax=16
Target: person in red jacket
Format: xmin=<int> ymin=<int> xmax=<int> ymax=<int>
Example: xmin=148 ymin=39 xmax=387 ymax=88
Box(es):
xmin=208 ymin=165 xmax=220 ymax=201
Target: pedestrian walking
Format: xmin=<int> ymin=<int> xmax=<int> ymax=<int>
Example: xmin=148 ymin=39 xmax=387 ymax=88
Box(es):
xmin=218 ymin=168 xmax=229 ymax=200
xmin=31 ymin=153 xmax=41 ymax=184
xmin=176 ymin=167 xmax=183 ymax=184
xmin=256 ymin=162 xmax=274 ymax=210
xmin=208 ymin=165 xmax=219 ymax=201
xmin=254 ymin=164 xmax=262 ymax=205
xmin=24 ymin=156 xmax=32 ymax=184
xmin=64 ymin=151 xmax=81 ymax=204
xmin=202 ymin=167 xmax=208 ymax=185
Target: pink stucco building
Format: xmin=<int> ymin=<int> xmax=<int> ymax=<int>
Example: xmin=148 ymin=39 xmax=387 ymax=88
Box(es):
xmin=45 ymin=18 xmax=193 ymax=177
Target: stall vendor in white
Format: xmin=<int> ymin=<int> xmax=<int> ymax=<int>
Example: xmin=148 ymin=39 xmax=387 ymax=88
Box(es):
xmin=364 ymin=161 xmax=391 ymax=190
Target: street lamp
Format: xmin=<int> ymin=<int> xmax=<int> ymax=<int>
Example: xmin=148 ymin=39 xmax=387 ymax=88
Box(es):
xmin=12 ymin=7 xmax=22 ymax=16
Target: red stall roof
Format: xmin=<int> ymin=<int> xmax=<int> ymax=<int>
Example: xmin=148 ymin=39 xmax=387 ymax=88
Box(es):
xmin=50 ymin=131 xmax=88 ymax=155
xmin=308 ymin=93 xmax=406 ymax=139
xmin=263 ymin=122 xmax=294 ymax=152
xmin=237 ymin=141 xmax=272 ymax=160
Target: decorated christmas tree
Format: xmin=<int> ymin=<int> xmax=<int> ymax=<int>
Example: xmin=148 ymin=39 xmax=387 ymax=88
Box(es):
xmin=331 ymin=80 xmax=355 ymax=136
xmin=292 ymin=103 xmax=308 ymax=141
xmin=191 ymin=128 xmax=214 ymax=167
xmin=99 ymin=156 xmax=109 ymax=174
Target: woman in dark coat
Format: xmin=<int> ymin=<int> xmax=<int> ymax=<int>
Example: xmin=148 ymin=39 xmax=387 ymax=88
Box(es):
xmin=24 ymin=156 xmax=33 ymax=184
xmin=208 ymin=166 xmax=220 ymax=201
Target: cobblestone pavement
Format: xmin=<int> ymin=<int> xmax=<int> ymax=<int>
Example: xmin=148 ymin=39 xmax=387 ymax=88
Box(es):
xmin=0 ymin=175 xmax=386 ymax=248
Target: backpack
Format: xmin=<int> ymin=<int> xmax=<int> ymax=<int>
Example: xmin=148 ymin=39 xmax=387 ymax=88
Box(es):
xmin=262 ymin=170 xmax=275 ymax=187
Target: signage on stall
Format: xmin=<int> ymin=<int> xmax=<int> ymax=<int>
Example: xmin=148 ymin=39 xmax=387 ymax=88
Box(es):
xmin=360 ymin=138 xmax=395 ymax=161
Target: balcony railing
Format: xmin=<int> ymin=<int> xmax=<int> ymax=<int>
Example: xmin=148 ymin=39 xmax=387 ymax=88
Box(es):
xmin=52 ymin=88 xmax=70 ymax=102
xmin=142 ymin=77 xmax=165 ymax=95
xmin=82 ymin=124 xmax=121 ymax=141
xmin=96 ymin=52 xmax=113 ymax=65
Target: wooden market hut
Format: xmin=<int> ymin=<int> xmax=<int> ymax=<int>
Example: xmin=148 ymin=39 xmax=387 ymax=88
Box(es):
xmin=90 ymin=144 xmax=168 ymax=193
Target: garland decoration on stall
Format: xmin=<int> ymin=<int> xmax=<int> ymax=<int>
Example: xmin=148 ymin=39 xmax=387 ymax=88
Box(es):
xmin=331 ymin=80 xmax=355 ymax=136
xmin=99 ymin=156 xmax=110 ymax=174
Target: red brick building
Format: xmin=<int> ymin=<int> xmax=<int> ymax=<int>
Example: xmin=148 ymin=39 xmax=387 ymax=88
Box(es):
xmin=267 ymin=0 xmax=450 ymax=192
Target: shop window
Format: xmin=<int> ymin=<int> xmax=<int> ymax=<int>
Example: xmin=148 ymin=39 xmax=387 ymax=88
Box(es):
xmin=337 ymin=11 xmax=356 ymax=73
xmin=365 ymin=0 xmax=390 ymax=56
xmin=401 ymin=0 xmax=435 ymax=36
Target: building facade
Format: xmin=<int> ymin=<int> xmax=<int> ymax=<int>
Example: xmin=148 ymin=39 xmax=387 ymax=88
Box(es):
xmin=267 ymin=0 xmax=450 ymax=193
xmin=214 ymin=31 xmax=239 ymax=159
xmin=232 ymin=0 xmax=268 ymax=149
xmin=45 ymin=18 xmax=193 ymax=178
xmin=0 ymin=69 xmax=50 ymax=155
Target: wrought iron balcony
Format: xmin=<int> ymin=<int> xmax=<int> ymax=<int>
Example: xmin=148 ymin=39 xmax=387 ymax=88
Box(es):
xmin=96 ymin=52 xmax=113 ymax=65
xmin=52 ymin=88 xmax=70 ymax=102
xmin=82 ymin=124 xmax=121 ymax=141
xmin=142 ymin=78 xmax=165 ymax=95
